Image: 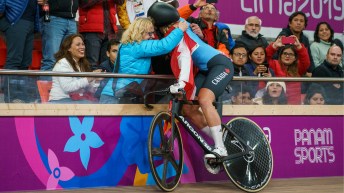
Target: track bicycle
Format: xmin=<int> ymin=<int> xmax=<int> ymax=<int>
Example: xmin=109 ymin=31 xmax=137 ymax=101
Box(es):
xmin=144 ymin=88 xmax=273 ymax=192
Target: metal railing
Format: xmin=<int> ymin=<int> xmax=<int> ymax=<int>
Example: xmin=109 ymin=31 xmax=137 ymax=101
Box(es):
xmin=0 ymin=69 xmax=343 ymax=82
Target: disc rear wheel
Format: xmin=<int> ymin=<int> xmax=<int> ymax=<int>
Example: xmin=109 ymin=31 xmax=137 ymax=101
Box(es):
xmin=222 ymin=117 xmax=273 ymax=192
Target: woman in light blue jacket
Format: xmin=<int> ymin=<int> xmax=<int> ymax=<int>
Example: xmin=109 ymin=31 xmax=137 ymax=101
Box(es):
xmin=100 ymin=17 xmax=187 ymax=104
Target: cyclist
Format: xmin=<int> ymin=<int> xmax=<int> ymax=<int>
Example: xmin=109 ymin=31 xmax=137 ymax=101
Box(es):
xmin=148 ymin=2 xmax=234 ymax=172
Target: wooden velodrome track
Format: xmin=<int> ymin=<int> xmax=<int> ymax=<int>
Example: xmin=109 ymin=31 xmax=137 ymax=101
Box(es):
xmin=23 ymin=177 xmax=343 ymax=193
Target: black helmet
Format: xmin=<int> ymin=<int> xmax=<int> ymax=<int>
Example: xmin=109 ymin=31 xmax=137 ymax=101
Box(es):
xmin=147 ymin=2 xmax=180 ymax=27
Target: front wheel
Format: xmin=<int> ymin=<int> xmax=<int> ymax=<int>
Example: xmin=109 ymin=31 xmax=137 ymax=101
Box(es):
xmin=222 ymin=117 xmax=273 ymax=192
xmin=147 ymin=112 xmax=184 ymax=192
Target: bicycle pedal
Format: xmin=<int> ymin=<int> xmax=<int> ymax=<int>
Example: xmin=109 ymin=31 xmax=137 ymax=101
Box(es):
xmin=204 ymin=157 xmax=222 ymax=175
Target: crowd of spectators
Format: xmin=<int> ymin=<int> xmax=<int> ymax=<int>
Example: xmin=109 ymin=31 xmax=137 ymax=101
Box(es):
xmin=0 ymin=0 xmax=342 ymax=105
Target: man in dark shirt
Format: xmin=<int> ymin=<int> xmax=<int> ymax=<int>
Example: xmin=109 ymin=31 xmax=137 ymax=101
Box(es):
xmin=235 ymin=16 xmax=269 ymax=52
xmin=312 ymin=45 xmax=343 ymax=104
xmin=276 ymin=11 xmax=314 ymax=76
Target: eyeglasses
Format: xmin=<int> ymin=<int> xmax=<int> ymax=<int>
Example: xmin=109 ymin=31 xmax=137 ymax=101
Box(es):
xmin=247 ymin=23 xmax=260 ymax=28
xmin=201 ymin=6 xmax=216 ymax=11
xmin=146 ymin=31 xmax=155 ymax=37
xmin=233 ymin=53 xmax=247 ymax=58
xmin=282 ymin=52 xmax=295 ymax=57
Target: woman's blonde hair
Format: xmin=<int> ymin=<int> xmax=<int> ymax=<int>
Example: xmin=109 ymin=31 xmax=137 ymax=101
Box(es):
xmin=121 ymin=18 xmax=154 ymax=44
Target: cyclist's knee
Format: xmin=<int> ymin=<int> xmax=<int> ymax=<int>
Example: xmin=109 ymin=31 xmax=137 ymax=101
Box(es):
xmin=198 ymin=97 xmax=213 ymax=109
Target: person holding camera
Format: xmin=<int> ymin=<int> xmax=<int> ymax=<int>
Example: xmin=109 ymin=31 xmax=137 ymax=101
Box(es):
xmin=266 ymin=35 xmax=310 ymax=104
xmin=276 ymin=11 xmax=314 ymax=77
xmin=245 ymin=45 xmax=274 ymax=77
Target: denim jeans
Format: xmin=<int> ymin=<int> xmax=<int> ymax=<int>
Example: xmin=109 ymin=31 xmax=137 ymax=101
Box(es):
xmin=4 ymin=19 xmax=34 ymax=70
xmin=2 ymin=19 xmax=36 ymax=103
xmin=40 ymin=16 xmax=77 ymax=71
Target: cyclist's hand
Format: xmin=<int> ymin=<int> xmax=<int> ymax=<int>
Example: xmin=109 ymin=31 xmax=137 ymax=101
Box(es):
xmin=170 ymin=81 xmax=186 ymax=94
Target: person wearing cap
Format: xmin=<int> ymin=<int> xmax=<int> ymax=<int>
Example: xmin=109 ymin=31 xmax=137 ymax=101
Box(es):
xmin=148 ymin=2 xmax=234 ymax=173
xmin=253 ymin=81 xmax=288 ymax=105
xmin=99 ymin=17 xmax=188 ymax=104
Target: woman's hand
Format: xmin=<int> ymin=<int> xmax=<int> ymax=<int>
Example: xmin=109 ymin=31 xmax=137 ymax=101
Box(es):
xmin=87 ymin=69 xmax=103 ymax=82
xmin=93 ymin=69 xmax=104 ymax=81
xmin=261 ymin=72 xmax=272 ymax=77
xmin=178 ymin=21 xmax=188 ymax=32
xmin=291 ymin=35 xmax=302 ymax=50
xmin=272 ymin=36 xmax=284 ymax=49
xmin=254 ymin=64 xmax=268 ymax=76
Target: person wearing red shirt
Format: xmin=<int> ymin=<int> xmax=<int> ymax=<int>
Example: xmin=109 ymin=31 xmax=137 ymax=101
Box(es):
xmin=266 ymin=35 xmax=310 ymax=104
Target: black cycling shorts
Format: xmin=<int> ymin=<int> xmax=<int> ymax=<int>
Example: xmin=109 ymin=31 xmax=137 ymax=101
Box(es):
xmin=194 ymin=54 xmax=234 ymax=98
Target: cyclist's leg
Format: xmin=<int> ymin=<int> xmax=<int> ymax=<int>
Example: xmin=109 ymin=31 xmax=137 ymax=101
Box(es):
xmin=182 ymin=73 xmax=212 ymax=136
xmin=200 ymin=54 xmax=234 ymax=158
xmin=198 ymin=88 xmax=227 ymax=157
xmin=181 ymin=104 xmax=209 ymax=132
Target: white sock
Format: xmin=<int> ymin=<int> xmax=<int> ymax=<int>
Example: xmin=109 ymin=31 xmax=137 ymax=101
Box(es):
xmin=201 ymin=126 xmax=212 ymax=137
xmin=210 ymin=125 xmax=225 ymax=149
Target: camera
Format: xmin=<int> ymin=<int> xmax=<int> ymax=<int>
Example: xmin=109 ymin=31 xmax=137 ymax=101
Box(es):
xmin=281 ymin=36 xmax=295 ymax=45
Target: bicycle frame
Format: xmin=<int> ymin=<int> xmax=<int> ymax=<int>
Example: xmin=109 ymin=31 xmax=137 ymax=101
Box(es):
xmin=169 ymin=96 xmax=254 ymax=161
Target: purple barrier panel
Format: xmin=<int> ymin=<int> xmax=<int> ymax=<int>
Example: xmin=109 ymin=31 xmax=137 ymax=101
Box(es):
xmin=0 ymin=115 xmax=343 ymax=192
xmin=222 ymin=116 xmax=343 ymax=178
xmin=0 ymin=117 xmax=44 ymax=192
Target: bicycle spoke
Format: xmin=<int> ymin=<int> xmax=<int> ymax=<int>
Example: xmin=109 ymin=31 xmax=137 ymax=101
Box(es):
xmin=167 ymin=153 xmax=179 ymax=171
xmin=162 ymin=158 xmax=168 ymax=187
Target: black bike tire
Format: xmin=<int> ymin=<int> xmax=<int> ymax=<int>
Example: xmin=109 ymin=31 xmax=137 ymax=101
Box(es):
xmin=222 ymin=117 xmax=273 ymax=192
xmin=148 ymin=111 xmax=184 ymax=192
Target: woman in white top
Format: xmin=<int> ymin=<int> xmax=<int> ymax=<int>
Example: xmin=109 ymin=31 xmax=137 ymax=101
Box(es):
xmin=49 ymin=34 xmax=100 ymax=103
